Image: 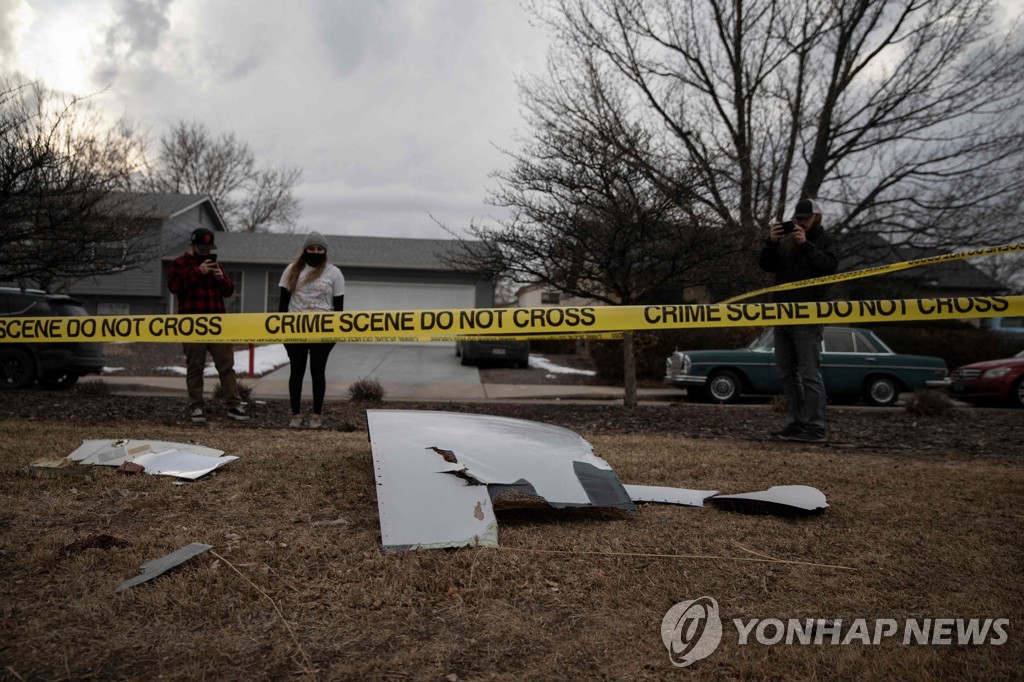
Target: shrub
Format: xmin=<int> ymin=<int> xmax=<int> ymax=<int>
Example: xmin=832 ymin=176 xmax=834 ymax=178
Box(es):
xmin=215 ymin=380 xmax=253 ymax=403
xmin=348 ymin=377 xmax=385 ymax=403
xmin=74 ymin=380 xmax=110 ymax=396
xmin=904 ymin=389 xmax=954 ymax=417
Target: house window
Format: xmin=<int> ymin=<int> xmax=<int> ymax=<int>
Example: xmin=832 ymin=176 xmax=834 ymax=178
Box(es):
xmin=224 ymin=269 xmax=243 ymax=313
xmin=98 ymin=302 xmax=131 ymax=315
xmin=541 ymin=291 xmax=561 ymax=305
xmin=266 ymin=270 xmax=284 ymax=311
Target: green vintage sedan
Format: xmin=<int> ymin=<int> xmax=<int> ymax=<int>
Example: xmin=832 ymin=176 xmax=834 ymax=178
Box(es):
xmin=664 ymin=326 xmax=949 ymax=407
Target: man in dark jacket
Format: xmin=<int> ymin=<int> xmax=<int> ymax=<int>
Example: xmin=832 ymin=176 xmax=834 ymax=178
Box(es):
xmin=758 ymin=199 xmax=839 ymax=442
xmin=167 ymin=228 xmax=249 ymax=424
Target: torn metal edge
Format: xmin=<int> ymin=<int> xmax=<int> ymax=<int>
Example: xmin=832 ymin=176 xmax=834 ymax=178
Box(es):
xmin=66 ymin=439 xmax=236 ymax=479
xmin=622 ymin=485 xmax=720 ymax=507
xmin=69 ymin=439 xmax=225 ymax=467
xmin=367 ymin=409 xmax=634 ymax=552
xmin=707 ymin=485 xmax=828 ymax=515
xmin=114 ymin=542 xmax=213 ymax=593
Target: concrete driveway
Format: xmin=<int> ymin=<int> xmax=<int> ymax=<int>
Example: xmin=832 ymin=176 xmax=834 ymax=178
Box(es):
xmin=258 ymin=343 xmax=485 ymax=400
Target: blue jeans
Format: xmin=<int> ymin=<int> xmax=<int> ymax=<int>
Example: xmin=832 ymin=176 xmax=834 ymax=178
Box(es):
xmin=773 ymin=326 xmax=826 ymax=433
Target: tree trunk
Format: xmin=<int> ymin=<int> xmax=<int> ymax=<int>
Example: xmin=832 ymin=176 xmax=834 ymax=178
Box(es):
xmin=622 ymin=331 xmax=637 ymax=409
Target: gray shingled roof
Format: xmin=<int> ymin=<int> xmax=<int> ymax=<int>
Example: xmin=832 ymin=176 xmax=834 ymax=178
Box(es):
xmin=164 ymin=232 xmax=478 ymax=272
xmin=107 ymin=191 xmax=228 ymax=230
xmin=840 ymin=232 xmax=1006 ymax=292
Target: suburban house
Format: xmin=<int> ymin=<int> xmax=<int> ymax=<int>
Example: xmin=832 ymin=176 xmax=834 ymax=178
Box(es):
xmin=68 ymin=193 xmax=495 ymax=316
xmin=63 ymin=192 xmax=1008 ymax=325
xmin=836 ymin=233 xmax=1008 ymax=300
xmin=68 ymin=193 xmax=226 ymax=315
xmin=510 ymin=233 xmax=1010 ymax=325
xmin=523 ymin=238 xmax=1020 ymax=340
xmin=514 ymin=284 xmax=603 ymax=308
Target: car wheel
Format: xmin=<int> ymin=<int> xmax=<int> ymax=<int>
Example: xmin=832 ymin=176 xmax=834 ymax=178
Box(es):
xmin=39 ymin=372 xmax=79 ymax=390
xmin=864 ymin=375 xmax=899 ymax=407
xmin=707 ymin=370 xmax=741 ymax=403
xmin=0 ymin=348 xmax=36 ymax=390
xmin=1011 ymin=377 xmax=1024 ymax=409
xmin=460 ymin=354 xmax=474 ymax=366
xmin=454 ymin=342 xmax=461 ymax=357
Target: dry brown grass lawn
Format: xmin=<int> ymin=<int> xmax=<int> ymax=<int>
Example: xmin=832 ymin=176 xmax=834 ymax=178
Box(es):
xmin=1 ymin=419 xmax=1021 ymax=681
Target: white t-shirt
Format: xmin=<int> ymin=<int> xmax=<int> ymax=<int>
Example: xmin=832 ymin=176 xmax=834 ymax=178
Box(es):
xmin=279 ymin=263 xmax=345 ymax=312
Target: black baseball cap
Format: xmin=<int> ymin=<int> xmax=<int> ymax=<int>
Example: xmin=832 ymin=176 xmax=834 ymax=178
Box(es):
xmin=793 ymin=199 xmax=822 ymax=219
xmin=190 ymin=228 xmax=217 ymax=250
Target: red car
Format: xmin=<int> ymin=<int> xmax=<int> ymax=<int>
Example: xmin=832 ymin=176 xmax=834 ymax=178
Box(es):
xmin=949 ymin=350 xmax=1024 ymax=408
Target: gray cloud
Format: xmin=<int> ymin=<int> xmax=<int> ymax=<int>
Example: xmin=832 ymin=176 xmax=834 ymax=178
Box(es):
xmin=227 ymin=53 xmax=263 ymax=80
xmin=0 ymin=0 xmax=26 ymax=64
xmin=17 ymin=1 xmax=548 ymax=238
xmin=94 ymin=0 xmax=173 ymax=84
xmin=313 ymin=0 xmax=401 ymax=77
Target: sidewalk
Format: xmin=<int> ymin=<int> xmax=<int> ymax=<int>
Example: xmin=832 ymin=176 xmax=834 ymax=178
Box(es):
xmin=84 ymin=374 xmax=686 ymax=404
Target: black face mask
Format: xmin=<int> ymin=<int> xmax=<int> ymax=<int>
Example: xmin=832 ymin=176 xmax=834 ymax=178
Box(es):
xmin=303 ymin=252 xmax=326 ymax=267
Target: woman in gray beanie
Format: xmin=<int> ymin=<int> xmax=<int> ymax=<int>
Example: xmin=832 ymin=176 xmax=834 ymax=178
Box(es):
xmin=277 ymin=231 xmax=345 ymax=428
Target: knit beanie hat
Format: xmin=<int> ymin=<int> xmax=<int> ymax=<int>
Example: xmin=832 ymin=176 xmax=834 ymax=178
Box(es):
xmin=303 ymin=231 xmax=328 ymax=251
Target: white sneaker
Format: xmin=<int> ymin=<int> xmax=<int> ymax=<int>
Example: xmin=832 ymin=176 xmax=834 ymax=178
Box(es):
xmin=190 ymin=407 xmax=206 ymax=424
xmin=288 ymin=415 xmax=303 ymax=428
xmin=308 ymin=416 xmax=322 ymax=429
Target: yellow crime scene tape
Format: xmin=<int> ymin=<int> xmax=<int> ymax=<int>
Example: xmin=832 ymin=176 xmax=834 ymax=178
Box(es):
xmin=724 ymin=241 xmax=1024 ymax=303
xmin=1 ymin=240 xmax=1020 ymax=344
xmin=0 ymin=296 xmax=1020 ymax=344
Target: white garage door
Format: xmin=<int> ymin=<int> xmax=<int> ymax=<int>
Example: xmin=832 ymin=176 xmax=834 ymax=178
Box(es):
xmin=344 ymin=281 xmax=477 ymax=312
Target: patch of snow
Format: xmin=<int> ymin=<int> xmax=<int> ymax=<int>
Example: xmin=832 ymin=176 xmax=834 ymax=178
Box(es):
xmin=159 ymin=344 xmax=291 ymax=378
xmin=528 ymin=355 xmax=596 ymax=376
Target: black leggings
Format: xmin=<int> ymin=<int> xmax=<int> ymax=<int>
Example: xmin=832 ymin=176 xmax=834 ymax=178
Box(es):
xmin=285 ymin=343 xmax=336 ymax=414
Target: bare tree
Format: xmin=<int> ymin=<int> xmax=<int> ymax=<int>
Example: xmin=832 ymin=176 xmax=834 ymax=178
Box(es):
xmin=0 ymin=78 xmax=155 ymax=291
xmin=972 ymin=252 xmax=1024 ymax=294
xmin=236 ymin=167 xmax=303 ymax=233
xmin=446 ymin=54 xmax=734 ymax=406
xmin=533 ymin=0 xmax=1024 ymax=257
xmin=144 ymin=120 xmax=302 ymax=232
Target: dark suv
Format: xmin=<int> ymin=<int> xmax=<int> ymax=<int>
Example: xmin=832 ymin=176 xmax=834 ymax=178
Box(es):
xmin=455 ymin=339 xmax=530 ymax=368
xmin=0 ymin=287 xmax=105 ymax=389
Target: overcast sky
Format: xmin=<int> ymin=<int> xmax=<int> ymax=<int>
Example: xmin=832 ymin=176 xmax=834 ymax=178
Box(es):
xmin=2 ymin=0 xmax=550 ymax=238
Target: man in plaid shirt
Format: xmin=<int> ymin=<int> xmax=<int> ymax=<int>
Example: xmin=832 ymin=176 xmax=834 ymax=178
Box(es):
xmin=167 ymin=228 xmax=250 ymax=423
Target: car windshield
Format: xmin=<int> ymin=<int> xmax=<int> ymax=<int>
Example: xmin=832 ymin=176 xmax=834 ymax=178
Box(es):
xmin=748 ymin=330 xmax=773 ymax=351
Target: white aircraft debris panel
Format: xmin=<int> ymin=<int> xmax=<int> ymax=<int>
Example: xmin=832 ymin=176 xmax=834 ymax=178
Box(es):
xmin=367 ymin=410 xmax=634 ymax=552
